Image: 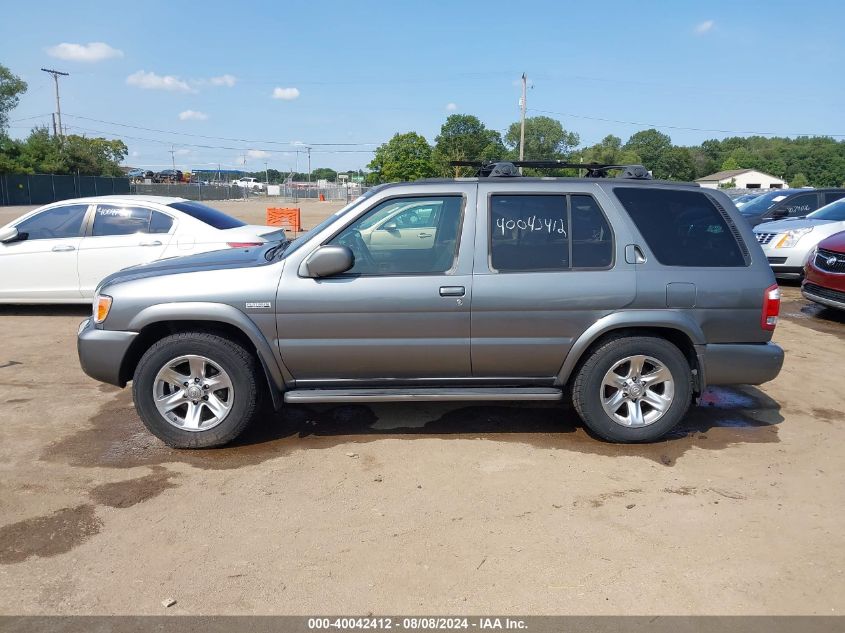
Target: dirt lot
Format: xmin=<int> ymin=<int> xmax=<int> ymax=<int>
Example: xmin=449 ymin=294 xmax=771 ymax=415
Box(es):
xmin=0 ymin=198 xmax=843 ymax=615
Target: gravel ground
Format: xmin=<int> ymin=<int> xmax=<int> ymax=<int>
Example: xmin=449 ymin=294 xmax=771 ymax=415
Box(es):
xmin=0 ymin=198 xmax=843 ymax=615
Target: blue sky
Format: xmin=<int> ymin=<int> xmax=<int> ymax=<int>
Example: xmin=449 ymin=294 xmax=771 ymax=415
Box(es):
xmin=3 ymin=0 xmax=844 ymax=173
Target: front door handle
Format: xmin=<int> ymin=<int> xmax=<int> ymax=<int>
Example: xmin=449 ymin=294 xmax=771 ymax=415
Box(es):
xmin=139 ymin=240 xmax=163 ymax=247
xmin=439 ymin=286 xmax=465 ymax=297
xmin=52 ymin=245 xmax=76 ymax=252
xmin=418 ymin=232 xmax=433 ymax=239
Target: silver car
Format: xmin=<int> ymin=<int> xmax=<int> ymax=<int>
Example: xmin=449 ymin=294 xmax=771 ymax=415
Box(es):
xmin=77 ymin=164 xmax=784 ymax=448
xmin=754 ymin=198 xmax=845 ymax=279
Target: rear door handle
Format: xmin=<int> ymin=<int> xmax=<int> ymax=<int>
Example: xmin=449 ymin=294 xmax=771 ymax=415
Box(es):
xmin=51 ymin=245 xmax=75 ymax=252
xmin=139 ymin=240 xmax=163 ymax=247
xmin=439 ymin=286 xmax=465 ymax=297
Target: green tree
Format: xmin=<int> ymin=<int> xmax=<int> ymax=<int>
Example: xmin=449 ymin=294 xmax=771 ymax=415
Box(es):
xmin=8 ymin=127 xmax=127 ymax=176
xmin=432 ymin=114 xmax=504 ymax=177
xmin=720 ymin=156 xmax=742 ymax=171
xmin=790 ymin=172 xmax=809 ymax=188
xmin=312 ymin=167 xmax=338 ymax=181
xmin=504 ymin=116 xmax=579 ymax=161
xmin=0 ymin=64 xmax=27 ymax=132
xmin=368 ymin=132 xmax=435 ymax=182
xmin=623 ymin=129 xmax=672 ymax=172
xmin=579 ymin=134 xmax=640 ymax=166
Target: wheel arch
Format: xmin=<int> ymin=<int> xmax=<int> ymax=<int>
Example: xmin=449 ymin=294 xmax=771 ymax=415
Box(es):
xmin=119 ymin=303 xmax=289 ymax=408
xmin=556 ymin=312 xmax=705 ymax=394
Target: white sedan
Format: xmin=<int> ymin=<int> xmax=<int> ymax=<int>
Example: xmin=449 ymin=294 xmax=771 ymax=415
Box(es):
xmin=0 ymin=195 xmax=284 ymax=303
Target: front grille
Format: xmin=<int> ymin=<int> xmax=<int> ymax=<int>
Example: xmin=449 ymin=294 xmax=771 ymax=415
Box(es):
xmin=767 ymin=257 xmax=788 ymax=265
xmin=804 ymin=282 xmax=845 ymax=305
xmin=815 ymin=248 xmax=845 ymax=273
xmin=755 ymin=232 xmax=777 ymax=245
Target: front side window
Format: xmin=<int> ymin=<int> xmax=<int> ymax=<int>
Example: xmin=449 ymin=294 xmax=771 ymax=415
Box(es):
xmin=614 ymin=187 xmax=746 ymax=267
xmin=15 ymin=204 xmax=88 ymax=241
xmin=92 ymin=205 xmax=155 ymax=236
xmin=328 ymin=195 xmax=463 ymax=275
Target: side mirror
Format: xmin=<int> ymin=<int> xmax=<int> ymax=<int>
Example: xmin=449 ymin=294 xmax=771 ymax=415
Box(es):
xmin=0 ymin=227 xmax=20 ymax=243
xmin=382 ymin=221 xmax=399 ymax=232
xmin=303 ymin=245 xmax=354 ymax=278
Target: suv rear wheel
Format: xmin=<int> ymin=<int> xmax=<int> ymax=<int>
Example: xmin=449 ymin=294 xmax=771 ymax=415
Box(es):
xmin=132 ymin=332 xmax=260 ymax=448
xmin=572 ymin=336 xmax=693 ymax=442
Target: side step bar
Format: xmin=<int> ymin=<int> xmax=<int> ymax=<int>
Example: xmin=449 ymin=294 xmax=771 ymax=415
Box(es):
xmin=283 ymin=387 xmax=562 ymax=404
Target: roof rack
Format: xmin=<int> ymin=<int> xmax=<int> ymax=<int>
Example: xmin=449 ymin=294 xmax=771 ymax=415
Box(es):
xmin=449 ymin=160 xmax=652 ymax=180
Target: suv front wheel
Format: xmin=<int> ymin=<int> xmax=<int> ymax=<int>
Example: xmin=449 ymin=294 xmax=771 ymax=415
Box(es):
xmin=132 ymin=332 xmax=260 ymax=448
xmin=572 ymin=336 xmax=693 ymax=442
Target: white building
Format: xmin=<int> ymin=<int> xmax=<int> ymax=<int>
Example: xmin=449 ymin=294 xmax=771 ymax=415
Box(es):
xmin=695 ymin=168 xmax=788 ymax=190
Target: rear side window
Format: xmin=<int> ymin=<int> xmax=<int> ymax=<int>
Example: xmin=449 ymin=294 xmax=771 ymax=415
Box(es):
xmin=491 ymin=195 xmax=569 ymax=271
xmin=168 ymin=201 xmax=245 ymax=230
xmin=93 ymin=205 xmax=153 ymax=236
xmin=614 ymin=188 xmax=746 ymax=267
xmin=824 ymin=191 xmax=845 ymax=205
xmin=149 ymin=211 xmax=174 ymax=234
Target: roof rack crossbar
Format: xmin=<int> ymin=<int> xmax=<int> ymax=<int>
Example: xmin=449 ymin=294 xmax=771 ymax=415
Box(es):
xmin=449 ymin=160 xmax=652 ymax=180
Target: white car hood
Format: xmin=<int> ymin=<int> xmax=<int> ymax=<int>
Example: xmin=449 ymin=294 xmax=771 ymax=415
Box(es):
xmin=754 ymin=218 xmax=836 ymax=232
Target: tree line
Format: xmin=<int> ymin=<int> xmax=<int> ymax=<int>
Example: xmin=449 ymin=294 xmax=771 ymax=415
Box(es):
xmin=3 ymin=61 xmax=844 ymax=187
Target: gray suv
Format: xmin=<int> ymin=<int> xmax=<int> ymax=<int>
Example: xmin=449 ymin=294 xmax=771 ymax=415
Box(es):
xmin=77 ymin=164 xmax=784 ymax=447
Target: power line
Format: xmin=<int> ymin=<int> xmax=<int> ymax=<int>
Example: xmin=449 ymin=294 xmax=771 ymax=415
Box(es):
xmin=62 ymin=113 xmax=380 ymax=146
xmin=527 ymin=108 xmax=845 ymax=139
xmin=62 ymin=124 xmax=375 ymax=154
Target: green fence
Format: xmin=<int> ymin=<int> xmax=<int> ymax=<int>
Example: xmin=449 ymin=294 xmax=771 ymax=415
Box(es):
xmin=0 ymin=174 xmax=130 ymax=206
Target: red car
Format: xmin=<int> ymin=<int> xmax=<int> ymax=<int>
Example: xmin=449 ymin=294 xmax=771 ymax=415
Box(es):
xmin=803 ymin=230 xmax=845 ymax=310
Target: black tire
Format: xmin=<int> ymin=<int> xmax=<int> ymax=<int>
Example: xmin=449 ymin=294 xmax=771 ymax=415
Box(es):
xmin=571 ymin=336 xmax=693 ymax=443
xmin=132 ymin=332 xmax=260 ymax=448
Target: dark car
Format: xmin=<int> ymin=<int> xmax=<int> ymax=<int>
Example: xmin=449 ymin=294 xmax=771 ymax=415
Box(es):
xmin=802 ymin=230 xmax=845 ymax=311
xmin=739 ymin=188 xmax=845 ymax=226
xmin=156 ymin=169 xmax=184 ymax=183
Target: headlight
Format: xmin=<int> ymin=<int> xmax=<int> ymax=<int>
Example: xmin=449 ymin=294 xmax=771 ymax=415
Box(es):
xmin=93 ymin=295 xmax=113 ymax=323
xmin=775 ymin=227 xmax=813 ymax=248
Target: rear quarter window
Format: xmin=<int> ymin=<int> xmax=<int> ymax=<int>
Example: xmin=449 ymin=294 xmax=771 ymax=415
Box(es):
xmin=614 ymin=187 xmax=747 ymax=267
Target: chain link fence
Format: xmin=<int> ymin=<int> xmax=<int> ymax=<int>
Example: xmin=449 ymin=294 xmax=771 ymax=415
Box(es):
xmin=130 ymin=183 xmax=250 ymax=201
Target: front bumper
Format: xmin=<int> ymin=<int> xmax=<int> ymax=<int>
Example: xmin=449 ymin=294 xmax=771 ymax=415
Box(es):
xmin=77 ymin=318 xmax=138 ymax=387
xmin=759 ymin=244 xmax=810 ymax=278
xmin=699 ymin=342 xmax=784 ymax=387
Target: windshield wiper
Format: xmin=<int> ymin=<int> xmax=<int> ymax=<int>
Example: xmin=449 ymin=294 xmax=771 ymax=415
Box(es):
xmin=264 ymin=240 xmax=291 ymax=261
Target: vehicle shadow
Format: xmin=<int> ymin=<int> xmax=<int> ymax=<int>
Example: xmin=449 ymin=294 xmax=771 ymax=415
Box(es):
xmin=0 ymin=305 xmax=90 ymax=317
xmin=45 ymin=385 xmax=783 ymax=470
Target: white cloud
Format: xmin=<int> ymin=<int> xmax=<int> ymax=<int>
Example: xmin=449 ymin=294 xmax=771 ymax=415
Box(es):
xmin=272 ymin=87 xmax=300 ymax=101
xmin=247 ymin=149 xmax=271 ymax=159
xmin=210 ymin=74 xmax=237 ymax=87
xmin=175 ymin=148 xmax=192 ymax=156
xmin=178 ymin=109 xmax=208 ymax=121
xmin=47 ymin=42 xmax=123 ymax=62
xmin=446 ymin=102 xmax=458 ymax=112
xmin=126 ymin=70 xmax=194 ymax=93
xmin=694 ymin=20 xmax=715 ymax=34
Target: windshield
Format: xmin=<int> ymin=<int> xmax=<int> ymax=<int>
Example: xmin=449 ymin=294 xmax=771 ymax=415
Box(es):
xmin=272 ymin=189 xmax=380 ymax=259
xmin=739 ymin=191 xmax=794 ymax=215
xmin=168 ymin=200 xmax=246 ymax=230
xmin=808 ymin=199 xmax=845 ymax=222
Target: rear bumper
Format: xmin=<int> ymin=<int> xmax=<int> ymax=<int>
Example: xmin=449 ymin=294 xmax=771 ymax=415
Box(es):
xmin=699 ymin=342 xmax=784 ymax=387
xmin=77 ymin=319 xmax=138 ymax=387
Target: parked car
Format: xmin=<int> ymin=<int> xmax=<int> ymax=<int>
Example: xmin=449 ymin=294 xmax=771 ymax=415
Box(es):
xmin=156 ymin=169 xmax=184 ymax=183
xmin=126 ymin=168 xmax=146 ymax=180
xmin=0 ymin=196 xmax=285 ymax=303
xmin=232 ymin=177 xmax=265 ymax=191
xmin=754 ymin=197 xmax=845 ymax=279
xmin=802 ymin=231 xmax=845 ymax=311
xmin=77 ymin=162 xmax=784 ymax=448
xmin=738 ymin=188 xmax=845 ymax=226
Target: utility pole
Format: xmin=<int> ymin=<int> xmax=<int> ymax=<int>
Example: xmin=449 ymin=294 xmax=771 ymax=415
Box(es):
xmin=169 ymin=145 xmax=176 ymax=170
xmin=307 ymin=147 xmax=312 ymax=191
xmin=41 ymin=68 xmax=69 ymax=139
xmin=519 ymin=73 xmax=527 ymax=174
xmin=265 ymin=161 xmax=269 ymax=184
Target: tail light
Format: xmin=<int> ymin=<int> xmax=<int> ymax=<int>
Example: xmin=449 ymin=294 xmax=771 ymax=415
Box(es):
xmin=226 ymin=242 xmax=262 ymax=248
xmin=761 ymin=283 xmax=781 ymax=331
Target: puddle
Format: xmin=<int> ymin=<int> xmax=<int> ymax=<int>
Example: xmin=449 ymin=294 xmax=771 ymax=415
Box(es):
xmin=778 ymin=284 xmax=845 ymax=339
xmin=43 ymin=385 xmax=782 ymax=471
xmin=811 ymin=407 xmax=842 ymax=423
xmin=88 ymin=466 xmax=180 ymax=508
xmin=0 ymin=504 xmax=101 ymax=564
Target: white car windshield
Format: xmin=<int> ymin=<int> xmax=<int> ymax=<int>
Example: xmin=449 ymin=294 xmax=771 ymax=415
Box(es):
xmin=807 ymin=199 xmax=845 ymax=222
